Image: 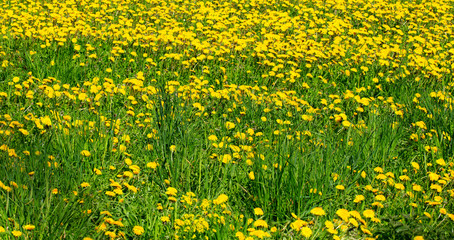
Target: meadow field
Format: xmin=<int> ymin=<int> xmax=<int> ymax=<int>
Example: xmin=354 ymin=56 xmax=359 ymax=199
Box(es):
xmin=1 ymin=0 xmax=454 ymax=239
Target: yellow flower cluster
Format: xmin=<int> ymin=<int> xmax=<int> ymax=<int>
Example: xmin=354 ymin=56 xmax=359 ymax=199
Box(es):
xmin=1 ymin=0 xmax=454 ymax=239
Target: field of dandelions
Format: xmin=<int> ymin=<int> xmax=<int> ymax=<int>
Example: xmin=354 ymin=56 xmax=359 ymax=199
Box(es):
xmin=1 ymin=0 xmax=454 ymax=239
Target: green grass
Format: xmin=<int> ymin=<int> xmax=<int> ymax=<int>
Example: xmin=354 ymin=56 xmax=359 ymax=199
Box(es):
xmin=1 ymin=0 xmax=454 ymax=239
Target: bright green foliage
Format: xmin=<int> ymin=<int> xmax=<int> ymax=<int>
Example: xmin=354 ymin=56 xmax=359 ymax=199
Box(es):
xmin=1 ymin=0 xmax=454 ymax=239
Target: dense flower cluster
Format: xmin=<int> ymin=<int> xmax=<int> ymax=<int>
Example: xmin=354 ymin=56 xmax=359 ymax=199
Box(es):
xmin=0 ymin=0 xmax=454 ymax=239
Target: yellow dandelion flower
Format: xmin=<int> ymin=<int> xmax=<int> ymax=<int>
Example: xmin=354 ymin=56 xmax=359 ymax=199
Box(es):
xmin=165 ymin=187 xmax=178 ymax=196
xmin=290 ymin=219 xmax=307 ymax=231
xmin=411 ymin=162 xmax=420 ymax=170
xmin=80 ymin=150 xmax=91 ymax=157
xmin=374 ymin=167 xmax=383 ymax=173
xmin=395 ymin=183 xmax=405 ymax=190
xmin=105 ymin=231 xmax=116 ymax=238
xmin=342 ymin=120 xmax=351 ymax=127
xmin=310 ymin=207 xmax=326 ymax=216
xmin=208 ymin=135 xmax=218 ymax=141
xmin=250 ymin=229 xmax=270 ymax=238
xmin=12 ymin=230 xmax=22 ymax=237
xmin=253 ymin=219 xmax=268 ymax=228
xmin=169 ymin=145 xmax=176 ymax=152
xmin=235 ymin=232 xmax=245 ymax=240
xmin=300 ymin=227 xmax=312 ymax=238
xmin=363 ymin=209 xmax=375 ymax=218
xmin=336 ymin=209 xmax=350 ymax=222
xmin=254 ymin=208 xmax=264 ymax=216
xmin=132 ymin=226 xmax=144 ymax=235
xmin=23 ymin=224 xmax=35 ymax=230
xmin=412 ymin=184 xmax=422 ymax=192
xmin=213 ymin=194 xmax=228 ymax=205
xmin=375 ymin=195 xmax=386 ymax=201
xmin=349 ymin=218 xmax=359 ymax=227
xmin=161 ymin=216 xmax=170 ymax=223
xmin=146 ymin=161 xmax=158 ymax=169
xmin=225 ymin=121 xmax=236 ymax=130
xmin=353 ymin=195 xmax=365 ymax=203
xmin=447 ymin=214 xmax=454 ymax=221
xmin=105 ymin=191 xmax=116 ymax=197
xmin=436 ymin=158 xmax=446 ymax=166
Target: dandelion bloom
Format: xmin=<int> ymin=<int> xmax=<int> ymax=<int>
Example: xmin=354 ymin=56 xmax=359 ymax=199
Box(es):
xmin=165 ymin=187 xmax=178 ymax=196
xmin=412 ymin=184 xmax=422 ymax=192
xmin=80 ymin=150 xmax=91 ymax=157
xmin=213 ymin=194 xmax=228 ymax=205
xmin=78 ymin=93 xmax=87 ymax=101
xmin=290 ymin=219 xmax=307 ymax=231
xmin=363 ymin=209 xmax=375 ymax=218
xmin=374 ymin=167 xmax=384 ymax=173
xmin=220 ymin=154 xmax=232 ymax=164
xmin=353 ymin=195 xmax=365 ymax=203
xmin=161 ymin=216 xmax=170 ymax=223
xmin=447 ymin=214 xmax=454 ymax=221
xmin=375 ymin=195 xmax=386 ymax=201
xmin=310 ymin=207 xmax=326 ymax=216
xmin=361 ymin=171 xmax=366 ymax=178
xmin=105 ymin=231 xmax=116 ymax=238
xmin=129 ymin=165 xmax=140 ymax=174
xmin=253 ymin=219 xmax=268 ymax=228
xmin=235 ymin=232 xmax=245 ymax=240
xmin=147 ymin=162 xmax=158 ymax=169
xmin=133 ymin=226 xmax=144 ymax=235
xmin=169 ymin=145 xmax=176 ymax=152
xmin=428 ymin=172 xmax=440 ymax=181
xmin=12 ymin=230 xmax=22 ymax=237
xmin=105 ymin=191 xmax=116 ymax=197
xmin=254 ymin=208 xmax=264 ymax=216
xmin=208 ymin=135 xmax=218 ymax=141
xmin=336 ymin=209 xmax=350 ymax=221
xmin=23 ymin=224 xmax=35 ymax=230
xmin=300 ymin=227 xmax=312 ymax=237
xmin=225 ymin=121 xmax=235 ymax=130
xmin=349 ymin=218 xmax=359 ymax=227
xmin=248 ymin=171 xmax=255 ymax=180
xmin=399 ymin=175 xmax=410 ymax=181
xmin=250 ymin=229 xmax=271 ymax=238
xmin=436 ymin=158 xmax=446 ymax=166
xmin=342 ymin=120 xmax=351 ymax=127
xmin=325 ymin=220 xmax=334 ymax=229
xmin=395 ymin=183 xmax=405 ymax=190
